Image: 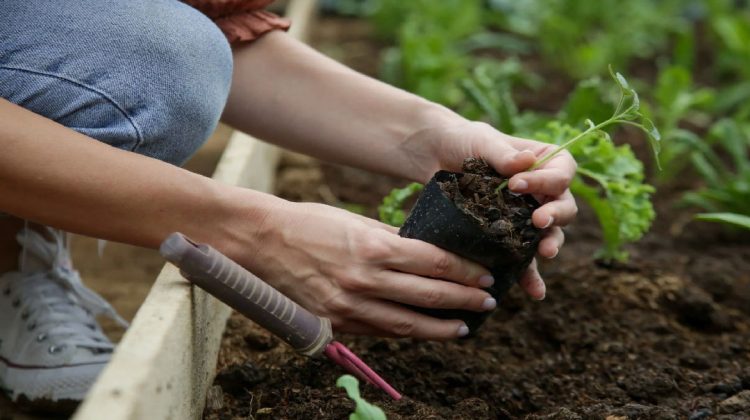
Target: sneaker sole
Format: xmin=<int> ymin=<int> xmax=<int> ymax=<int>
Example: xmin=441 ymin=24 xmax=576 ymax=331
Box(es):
xmin=0 ymin=356 xmax=107 ymax=406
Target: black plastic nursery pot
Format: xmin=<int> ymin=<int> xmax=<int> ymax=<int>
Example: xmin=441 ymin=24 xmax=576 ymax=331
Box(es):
xmin=399 ymin=169 xmax=542 ymax=333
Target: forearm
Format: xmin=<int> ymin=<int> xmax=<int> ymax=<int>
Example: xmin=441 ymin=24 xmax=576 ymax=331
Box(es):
xmin=222 ymin=31 xmax=463 ymax=182
xmin=0 ymin=99 xmax=277 ymax=256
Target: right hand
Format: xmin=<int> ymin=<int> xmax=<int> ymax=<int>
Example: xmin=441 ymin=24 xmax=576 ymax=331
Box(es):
xmin=230 ymin=200 xmax=497 ymax=340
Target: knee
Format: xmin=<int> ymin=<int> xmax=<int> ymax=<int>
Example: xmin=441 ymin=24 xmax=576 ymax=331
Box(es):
xmin=1 ymin=0 xmax=233 ymax=166
xmin=122 ymin=2 xmax=234 ymax=165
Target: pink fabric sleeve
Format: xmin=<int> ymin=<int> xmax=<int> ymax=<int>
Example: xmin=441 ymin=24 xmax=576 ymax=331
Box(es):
xmin=184 ymin=0 xmax=291 ymax=44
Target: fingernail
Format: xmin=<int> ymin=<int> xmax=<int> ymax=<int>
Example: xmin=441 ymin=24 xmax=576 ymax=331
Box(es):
xmin=542 ymin=216 xmax=554 ymax=229
xmin=510 ymin=179 xmax=528 ymax=191
xmin=516 ymin=150 xmax=534 ymax=160
xmin=536 ymin=282 xmax=546 ymax=301
xmin=457 ymin=324 xmax=470 ymax=337
xmin=482 ymin=297 xmax=497 ymax=311
xmin=547 ymin=247 xmax=559 ymax=259
xmin=478 ymin=275 xmax=495 ymax=288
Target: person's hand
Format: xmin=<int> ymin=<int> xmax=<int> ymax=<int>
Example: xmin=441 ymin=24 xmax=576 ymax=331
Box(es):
xmin=228 ymin=199 xmax=498 ymax=339
xmin=401 ymin=120 xmax=578 ymax=299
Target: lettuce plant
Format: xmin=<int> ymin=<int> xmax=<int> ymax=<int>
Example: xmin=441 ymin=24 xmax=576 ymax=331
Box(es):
xmin=484 ymin=68 xmax=662 ymax=261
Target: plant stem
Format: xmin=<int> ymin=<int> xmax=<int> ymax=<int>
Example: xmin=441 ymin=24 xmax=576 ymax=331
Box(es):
xmin=497 ymin=118 xmax=617 ymax=191
xmin=531 ymin=119 xmax=615 ymax=170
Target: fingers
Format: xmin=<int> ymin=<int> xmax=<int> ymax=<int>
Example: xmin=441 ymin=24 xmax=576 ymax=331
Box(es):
xmin=519 ymin=258 xmax=546 ymax=300
xmin=468 ymin=125 xmax=538 ymax=176
xmin=484 ymin=148 xmax=537 ymax=177
xmin=385 ymin=237 xmax=492 ymax=287
xmin=509 ymin=167 xmax=573 ymax=198
xmin=538 ymin=226 xmax=564 ymax=259
xmin=363 ymin=217 xmax=399 ymax=234
xmin=373 ymin=272 xmax=496 ymax=312
xmin=475 ymin=129 xmax=576 ymax=198
xmin=322 ymin=283 xmax=474 ymax=340
xmin=352 ymin=300 xmax=471 ymax=340
xmin=531 ymin=189 xmax=578 ymax=228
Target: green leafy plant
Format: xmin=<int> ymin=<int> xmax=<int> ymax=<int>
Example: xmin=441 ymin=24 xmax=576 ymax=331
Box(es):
xmin=378 ymin=182 xmax=423 ymax=226
xmin=483 ymin=68 xmax=661 ymax=261
xmin=707 ymin=0 xmax=750 ymax=118
xmin=485 ymin=0 xmax=690 ymax=79
xmin=458 ymin=61 xmax=543 ymax=135
xmin=534 ymin=122 xmax=656 ymax=261
xmin=336 ymin=375 xmax=387 ymax=420
xmin=645 ymin=65 xmax=715 ymax=182
xmin=683 ymin=118 xmax=750 ymax=230
xmin=374 ymin=0 xmax=482 ymax=106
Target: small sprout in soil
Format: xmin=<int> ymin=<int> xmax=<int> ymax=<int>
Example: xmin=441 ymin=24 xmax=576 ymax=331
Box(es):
xmin=497 ymin=66 xmax=662 ymax=191
xmin=378 ymin=182 xmax=424 ymax=226
xmin=336 ymin=374 xmax=387 ymax=420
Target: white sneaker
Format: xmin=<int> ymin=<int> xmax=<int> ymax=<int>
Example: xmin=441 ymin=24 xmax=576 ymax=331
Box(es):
xmin=0 ymin=227 xmax=127 ymax=409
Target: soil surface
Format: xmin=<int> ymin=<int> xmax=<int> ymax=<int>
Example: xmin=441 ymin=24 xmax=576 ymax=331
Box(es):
xmin=441 ymin=158 xmax=539 ymax=243
xmin=204 ymin=17 xmax=750 ymax=420
xmin=205 ymin=152 xmax=750 ymax=419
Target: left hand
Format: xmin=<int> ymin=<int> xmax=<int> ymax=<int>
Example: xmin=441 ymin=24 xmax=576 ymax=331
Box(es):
xmin=401 ymin=120 xmax=578 ymax=300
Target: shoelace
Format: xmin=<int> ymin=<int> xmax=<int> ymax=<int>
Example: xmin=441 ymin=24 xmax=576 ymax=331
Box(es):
xmin=12 ymin=227 xmax=128 ymax=352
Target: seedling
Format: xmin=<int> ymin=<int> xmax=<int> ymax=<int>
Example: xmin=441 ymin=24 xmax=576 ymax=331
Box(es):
xmin=337 ymin=375 xmax=387 ymax=420
xmin=497 ymin=67 xmax=661 ymax=191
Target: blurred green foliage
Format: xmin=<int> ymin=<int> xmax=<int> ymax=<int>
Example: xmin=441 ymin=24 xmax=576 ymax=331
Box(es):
xmin=683 ymin=119 xmax=750 ymax=230
xmin=378 ymin=182 xmax=423 ymax=227
xmin=365 ymin=0 xmax=750 ymax=251
xmin=486 ymin=0 xmax=693 ymax=79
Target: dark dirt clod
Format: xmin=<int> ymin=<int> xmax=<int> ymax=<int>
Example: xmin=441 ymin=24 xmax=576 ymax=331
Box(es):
xmin=214 ymin=362 xmax=269 ymax=397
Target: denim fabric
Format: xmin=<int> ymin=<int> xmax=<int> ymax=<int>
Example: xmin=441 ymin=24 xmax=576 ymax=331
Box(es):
xmin=0 ymin=0 xmax=233 ymax=165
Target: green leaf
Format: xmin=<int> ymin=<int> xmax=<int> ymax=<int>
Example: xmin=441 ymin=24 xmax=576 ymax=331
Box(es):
xmin=694 ymin=213 xmax=750 ymax=230
xmin=378 ymin=183 xmax=424 ymax=226
xmin=690 ymin=152 xmax=721 ymax=186
xmin=457 ymin=31 xmax=532 ymax=54
xmin=534 ymin=122 xmax=656 ymax=261
xmin=560 ymin=77 xmax=611 ymax=125
xmin=616 ymin=72 xmax=631 ymax=91
xmin=642 ymin=117 xmax=663 ymax=169
xmin=459 ymin=78 xmax=502 ymax=128
xmin=682 ymin=118 xmax=750 ymax=217
xmin=610 ymin=66 xmax=633 ymax=96
xmin=337 ymin=375 xmax=387 ymax=420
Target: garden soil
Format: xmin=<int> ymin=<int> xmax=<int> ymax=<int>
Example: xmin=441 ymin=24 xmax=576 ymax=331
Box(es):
xmin=204 ymin=17 xmax=750 ymax=420
xmin=206 ymin=151 xmax=750 ymax=420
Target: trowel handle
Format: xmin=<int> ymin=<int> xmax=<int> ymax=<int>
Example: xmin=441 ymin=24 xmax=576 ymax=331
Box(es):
xmin=159 ymin=232 xmax=332 ymax=357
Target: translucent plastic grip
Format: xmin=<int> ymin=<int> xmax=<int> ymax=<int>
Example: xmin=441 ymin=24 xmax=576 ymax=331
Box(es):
xmin=159 ymin=232 xmax=332 ymax=357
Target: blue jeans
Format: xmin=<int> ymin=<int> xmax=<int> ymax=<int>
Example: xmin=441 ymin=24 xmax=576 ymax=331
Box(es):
xmin=0 ymin=0 xmax=233 ymax=165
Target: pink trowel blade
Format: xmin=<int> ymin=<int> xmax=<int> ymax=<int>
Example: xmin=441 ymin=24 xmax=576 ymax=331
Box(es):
xmin=324 ymin=341 xmax=402 ymax=400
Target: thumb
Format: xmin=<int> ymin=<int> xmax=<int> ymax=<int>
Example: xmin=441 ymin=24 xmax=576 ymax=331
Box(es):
xmin=479 ymin=140 xmax=537 ymax=176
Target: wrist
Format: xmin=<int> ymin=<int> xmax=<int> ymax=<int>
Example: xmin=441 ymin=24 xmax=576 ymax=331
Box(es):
xmin=399 ymin=100 xmax=468 ymax=182
xmin=206 ymin=185 xmax=288 ymax=268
